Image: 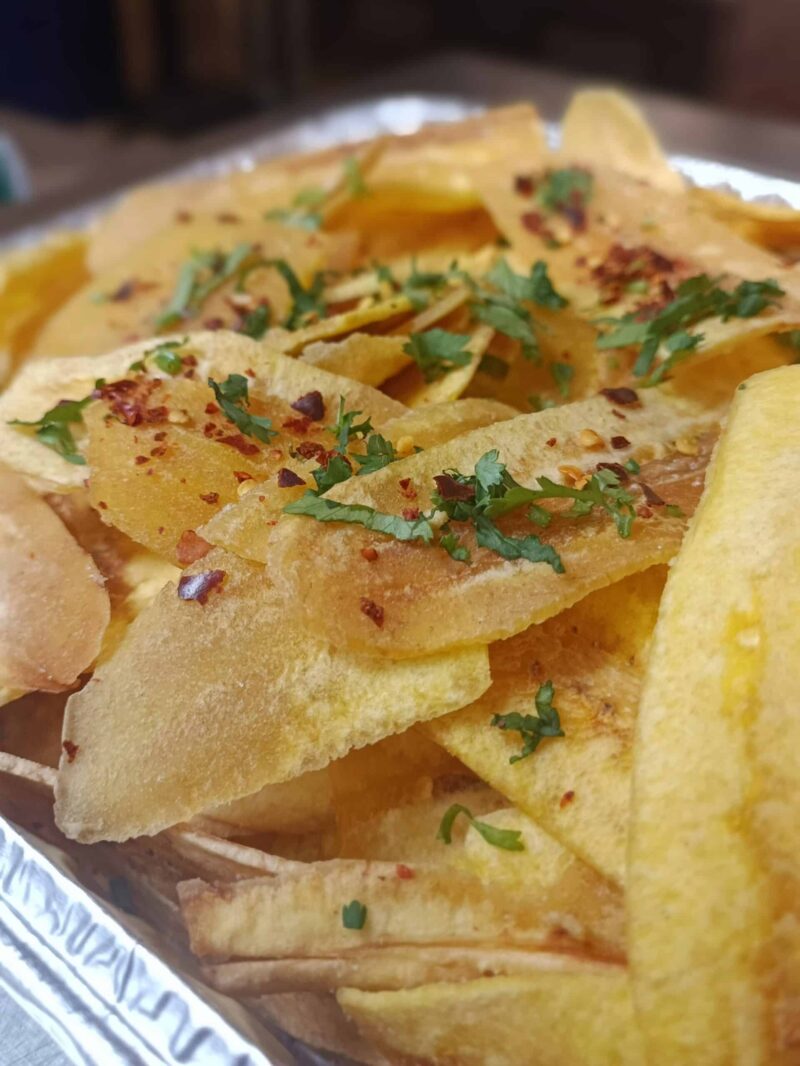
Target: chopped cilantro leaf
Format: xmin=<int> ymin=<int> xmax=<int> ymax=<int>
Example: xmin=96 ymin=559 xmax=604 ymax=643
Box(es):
xmin=271 ymin=260 xmax=327 ymax=330
xmin=473 ymin=300 xmax=539 ymax=363
xmin=240 ymin=303 xmax=271 ymax=339
xmin=311 ymin=454 xmax=352 ymax=495
xmin=353 ymin=433 xmax=397 ymax=476
xmin=437 ymin=803 xmax=524 ymax=851
xmin=8 ymin=393 xmax=94 ymax=465
xmin=665 ymin=503 xmax=684 ymax=518
xmin=342 ymin=900 xmax=367 ymax=929
xmin=486 ymin=258 xmax=567 ymax=310
xmin=549 ymin=361 xmax=574 ymax=398
xmin=624 ymin=457 xmax=641 ymax=475
xmin=529 ymin=394 xmax=557 ymax=411
xmin=150 ymin=343 xmax=184 ymax=375
xmin=597 ymin=273 xmax=785 ymax=385
xmin=208 ymin=373 xmax=277 ymax=443
xmin=330 ymin=396 xmax=373 ymax=453
xmin=156 ymin=243 xmax=259 ymax=329
xmin=475 ymin=515 xmax=564 ymax=570
xmin=492 ymin=680 xmax=565 ymax=763
xmin=403 ymin=329 xmax=473 ymax=382
xmin=264 ymin=207 xmax=322 ymax=231
xmin=439 ymin=530 xmax=471 ymax=563
xmin=537 ymin=168 xmax=594 ymax=213
xmin=478 ymin=353 xmax=510 ymax=379
xmin=284 ymin=493 xmax=434 ymax=542
xmin=343 ymin=156 xmax=368 ymax=198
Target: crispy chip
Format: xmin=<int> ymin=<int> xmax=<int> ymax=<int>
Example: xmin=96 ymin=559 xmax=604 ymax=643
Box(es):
xmin=338 ymin=968 xmax=643 ymax=1066
xmin=268 ymin=390 xmax=718 ymax=657
xmin=0 ymin=465 xmax=109 ymax=694
xmin=55 ymin=549 xmax=489 ymax=842
xmin=426 ymin=567 xmax=666 ymax=885
xmin=629 ymin=366 xmax=800 ymax=1063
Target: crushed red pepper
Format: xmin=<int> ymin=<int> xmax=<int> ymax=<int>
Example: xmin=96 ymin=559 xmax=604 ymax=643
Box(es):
xmin=591 ymin=243 xmax=680 ymax=305
xmin=277 ymin=468 xmax=306 ymax=488
xmin=219 ymin=434 xmax=260 ymax=456
xmin=600 ymin=386 xmax=639 ymax=406
xmin=361 ymin=547 xmax=379 ymax=562
xmin=199 ymin=491 xmax=220 ymax=504
xmin=178 ymin=569 xmax=226 ymax=605
xmin=290 ymin=390 xmax=325 ymax=421
xmin=611 ymin=435 xmax=631 ymax=449
xmin=62 ymin=740 xmax=79 ymax=763
xmin=360 ymin=597 xmax=384 ymax=628
xmin=175 ymin=530 xmax=212 ymax=566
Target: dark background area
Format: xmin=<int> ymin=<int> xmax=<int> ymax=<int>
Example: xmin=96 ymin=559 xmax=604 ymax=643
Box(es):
xmin=1 ymin=0 xmax=797 ymax=130
xmin=0 ymin=0 xmax=798 ymax=214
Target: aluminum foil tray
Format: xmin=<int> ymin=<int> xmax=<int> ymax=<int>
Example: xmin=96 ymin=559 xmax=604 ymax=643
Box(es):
xmin=2 ymin=92 xmax=800 ymax=1066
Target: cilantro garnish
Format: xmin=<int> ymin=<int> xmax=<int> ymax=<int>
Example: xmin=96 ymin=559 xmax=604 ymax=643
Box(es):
xmin=156 ymin=243 xmax=258 ymax=329
xmin=265 ymin=186 xmax=326 ymax=231
xmin=439 ymin=530 xmax=471 ymax=563
xmin=343 ymin=156 xmax=368 ymax=198
xmin=624 ymin=457 xmax=641 ymax=474
xmin=485 ymin=258 xmax=567 ymax=311
xmin=492 ymin=680 xmax=565 ymax=763
xmin=437 ymin=803 xmax=524 ymax=852
xmin=150 ymin=341 xmax=184 ymax=375
xmin=8 ymin=393 xmax=93 ymax=465
xmin=311 ymin=453 xmax=353 ymax=495
xmin=549 ymin=361 xmax=574 ymax=398
xmin=342 ymin=899 xmax=367 ymax=929
xmin=284 ymin=493 xmax=434 ymax=542
xmin=484 ymin=466 xmax=637 ymax=539
xmin=537 ymin=167 xmax=594 ymax=214
xmin=239 ymin=304 xmax=271 ymax=340
xmin=403 ymin=329 xmax=473 ymax=382
xmin=208 ymin=373 xmax=277 ymax=443
xmin=597 ymin=274 xmax=785 ymax=385
xmin=272 ymin=260 xmax=327 ymax=330
xmin=329 ymin=396 xmax=373 ymax=453
xmin=353 ymin=433 xmax=398 ymax=476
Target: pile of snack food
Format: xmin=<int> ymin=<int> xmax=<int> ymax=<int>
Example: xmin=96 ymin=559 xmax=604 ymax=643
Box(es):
xmin=1 ymin=90 xmax=798 ymax=1065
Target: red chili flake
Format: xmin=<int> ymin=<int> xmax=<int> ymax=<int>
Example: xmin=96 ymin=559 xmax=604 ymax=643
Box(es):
xmin=175 ymin=209 xmax=193 ymax=223
xmin=97 ymin=500 xmax=108 ymax=510
xmin=514 ymin=174 xmax=534 ymax=197
xmin=233 ymin=470 xmax=254 ymax=484
xmin=178 ymin=569 xmax=226 ymax=605
xmin=135 ymin=455 xmax=149 ymax=465
xmin=146 ymin=469 xmax=154 ymax=476
xmin=611 ymin=409 xmax=627 ymax=420
xmin=153 ymin=430 xmax=167 ymax=441
xmin=145 ymin=405 xmax=169 ymax=422
xmin=395 ymin=864 xmax=415 ymax=880
xmin=591 ymin=244 xmax=679 ymax=305
xmin=402 ymin=507 xmax=421 ymax=521
xmin=205 ymin=402 xmax=220 ymax=415
xmin=217 ymin=211 xmax=241 ymax=223
xmin=290 ymin=390 xmax=325 ymax=421
xmin=157 ymin=525 xmax=165 ymax=534
xmin=361 ymin=547 xmax=379 ymax=562
xmin=245 ymin=368 xmax=256 ymax=378
xmin=150 ymin=445 xmax=167 ymax=457
xmin=433 ymin=474 xmax=475 ymax=501
xmin=521 ymin=210 xmax=556 ymax=244
xmin=640 ymin=483 xmax=665 ymax=506
xmin=596 ymin=461 xmax=629 ymax=483
xmin=637 ymin=505 xmax=654 ymax=519
xmin=360 ymin=597 xmax=384 ymax=628
xmin=600 ymin=387 xmax=639 ymax=406
xmin=62 ymin=740 xmax=79 ymax=763
xmin=204 ymin=317 xmax=225 ymax=330
xmin=203 ymin=422 xmax=217 ymax=438
xmin=546 ymin=437 xmax=557 ymax=448
xmin=559 ymin=790 xmax=575 ymax=809
xmin=282 ymin=415 xmax=311 ymax=435
xmin=295 ymin=440 xmax=328 ymax=464
xmin=176 ymin=530 xmax=212 ymax=566
xmin=220 ymin=434 xmax=260 ymax=455
xmin=277 ymin=467 xmax=306 ymax=488
xmin=200 ymin=491 xmax=220 ymax=504
xmin=183 ymin=354 xmax=198 ymax=368
xmin=611 ymin=435 xmax=631 ymax=449
xmin=398 ymin=477 xmax=417 ymax=499
xmin=108 ymin=278 xmax=137 ymax=302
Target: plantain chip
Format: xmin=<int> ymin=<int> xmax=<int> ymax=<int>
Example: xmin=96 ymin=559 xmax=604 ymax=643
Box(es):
xmin=629 ymin=365 xmax=800 ymax=1064
xmin=55 ymin=548 xmax=489 ymax=843
xmin=268 ymin=389 xmax=718 ymax=658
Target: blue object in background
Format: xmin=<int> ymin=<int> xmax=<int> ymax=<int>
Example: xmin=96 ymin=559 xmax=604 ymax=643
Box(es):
xmin=0 ymin=134 xmax=30 ymax=203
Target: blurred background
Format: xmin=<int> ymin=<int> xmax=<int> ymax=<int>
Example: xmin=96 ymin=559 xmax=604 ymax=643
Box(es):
xmin=0 ymin=0 xmax=798 ymax=217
